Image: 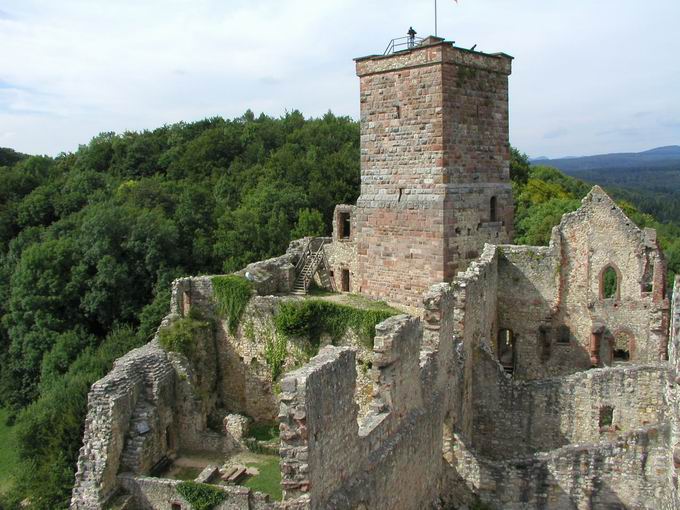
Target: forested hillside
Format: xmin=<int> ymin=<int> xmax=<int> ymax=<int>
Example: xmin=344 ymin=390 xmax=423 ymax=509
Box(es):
xmin=533 ymin=146 xmax=680 ymax=225
xmin=0 ymin=115 xmax=678 ymax=509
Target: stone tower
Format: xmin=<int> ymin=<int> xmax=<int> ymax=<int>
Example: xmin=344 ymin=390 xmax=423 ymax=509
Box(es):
xmin=350 ymin=36 xmax=514 ymax=306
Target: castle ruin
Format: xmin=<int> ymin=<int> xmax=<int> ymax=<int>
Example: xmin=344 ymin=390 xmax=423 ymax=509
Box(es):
xmin=70 ymin=35 xmax=680 ymax=510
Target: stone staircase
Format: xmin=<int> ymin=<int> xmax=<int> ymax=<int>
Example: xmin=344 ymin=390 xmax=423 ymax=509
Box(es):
xmin=292 ymin=238 xmax=336 ymax=295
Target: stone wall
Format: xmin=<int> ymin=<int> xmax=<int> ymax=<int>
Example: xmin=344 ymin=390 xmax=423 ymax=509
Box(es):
xmin=118 ymin=474 xmax=276 ymax=510
xmin=471 ymin=357 xmax=671 ymax=459
xmin=669 ymin=276 xmax=680 ymax=370
xmin=456 ymin=425 xmax=674 ymax=510
xmin=277 ymin=251 xmax=499 ymax=509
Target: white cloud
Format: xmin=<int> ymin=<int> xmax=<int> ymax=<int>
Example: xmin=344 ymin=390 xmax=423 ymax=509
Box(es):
xmin=1 ymin=0 xmax=679 ymax=157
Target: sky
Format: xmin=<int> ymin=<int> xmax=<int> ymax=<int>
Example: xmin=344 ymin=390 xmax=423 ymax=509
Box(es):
xmin=0 ymin=0 xmax=679 ymax=158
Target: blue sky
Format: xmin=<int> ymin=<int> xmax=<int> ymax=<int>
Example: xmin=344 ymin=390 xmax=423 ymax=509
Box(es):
xmin=0 ymin=0 xmax=678 ymax=158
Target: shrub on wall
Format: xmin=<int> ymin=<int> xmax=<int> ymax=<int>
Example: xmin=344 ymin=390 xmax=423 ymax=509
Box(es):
xmin=158 ymin=315 xmax=211 ymax=359
xmin=176 ymin=481 xmax=226 ymax=510
xmin=274 ymin=299 xmax=397 ymax=350
xmin=211 ymin=275 xmax=253 ymax=334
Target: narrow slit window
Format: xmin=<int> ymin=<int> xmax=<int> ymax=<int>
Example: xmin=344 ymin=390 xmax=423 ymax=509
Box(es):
xmin=490 ymin=196 xmax=498 ymax=222
xmin=339 ymin=212 xmax=351 ymax=239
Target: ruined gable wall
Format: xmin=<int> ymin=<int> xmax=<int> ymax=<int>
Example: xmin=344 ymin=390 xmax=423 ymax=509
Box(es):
xmin=558 ymin=188 xmax=669 ymax=365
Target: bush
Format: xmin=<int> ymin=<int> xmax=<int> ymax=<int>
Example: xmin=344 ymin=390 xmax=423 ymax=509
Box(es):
xmin=211 ymin=275 xmax=253 ymax=334
xmin=176 ymin=481 xmax=225 ymax=510
xmin=158 ymin=316 xmax=211 ymax=359
xmin=274 ymin=299 xmax=397 ymax=350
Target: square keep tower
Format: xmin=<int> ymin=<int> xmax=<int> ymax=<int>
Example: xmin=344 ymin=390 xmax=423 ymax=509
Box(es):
xmin=351 ymin=36 xmax=514 ymax=306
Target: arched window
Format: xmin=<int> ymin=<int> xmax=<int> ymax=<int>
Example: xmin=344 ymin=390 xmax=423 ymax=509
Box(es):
xmin=490 ymin=196 xmax=498 ymax=222
xmin=601 ymin=265 xmax=618 ymax=300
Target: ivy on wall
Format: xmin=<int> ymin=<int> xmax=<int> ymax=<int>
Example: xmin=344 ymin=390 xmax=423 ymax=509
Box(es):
xmin=211 ymin=275 xmax=253 ymax=334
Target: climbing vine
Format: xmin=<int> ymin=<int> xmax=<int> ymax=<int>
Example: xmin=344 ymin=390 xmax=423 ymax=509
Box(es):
xmin=211 ymin=275 xmax=253 ymax=334
xmin=176 ymin=481 xmax=226 ymax=510
xmin=263 ymin=329 xmax=288 ymax=381
xmin=274 ymin=299 xmax=397 ymax=350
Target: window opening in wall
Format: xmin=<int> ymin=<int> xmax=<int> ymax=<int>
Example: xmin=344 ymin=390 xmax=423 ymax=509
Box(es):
xmin=395 ymin=105 xmax=401 ymax=119
xmin=613 ymin=349 xmax=630 ymax=362
xmin=642 ymin=262 xmax=653 ymax=293
xmin=539 ymin=326 xmax=551 ymax=362
xmin=557 ymin=325 xmax=570 ymax=344
xmin=398 ymin=188 xmax=404 ymax=202
xmin=182 ymin=290 xmax=191 ymax=316
xmin=339 ymin=212 xmax=351 ymax=239
xmin=166 ymin=426 xmax=175 ymax=451
xmin=490 ymin=196 xmax=498 ymax=222
xmin=601 ymin=266 xmax=618 ymax=299
xmin=599 ymin=406 xmax=614 ymax=428
xmin=341 ymin=269 xmax=350 ymax=292
xmin=497 ymin=329 xmax=515 ymax=374
xmin=612 ymin=331 xmax=632 ymax=363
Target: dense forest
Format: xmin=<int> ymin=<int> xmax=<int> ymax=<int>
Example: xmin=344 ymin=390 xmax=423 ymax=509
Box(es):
xmin=0 ymin=113 xmax=678 ymax=509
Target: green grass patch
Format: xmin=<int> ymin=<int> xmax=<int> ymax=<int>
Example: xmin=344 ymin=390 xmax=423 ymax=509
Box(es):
xmin=0 ymin=409 xmax=19 ymax=495
xmin=274 ymin=299 xmax=398 ymax=350
xmin=176 ymin=481 xmax=225 ymax=510
xmin=241 ymin=455 xmax=282 ymax=501
xmin=158 ymin=315 xmax=212 ymax=359
xmin=212 ymin=275 xmax=253 ymax=334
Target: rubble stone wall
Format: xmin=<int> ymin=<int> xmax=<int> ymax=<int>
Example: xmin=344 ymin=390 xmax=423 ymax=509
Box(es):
xmin=471 ymin=355 xmax=671 ymax=459
xmin=70 ymin=336 xmax=176 ymax=509
xmin=118 ymin=474 xmax=276 ymax=510
xmin=456 ymin=425 xmax=673 ymax=510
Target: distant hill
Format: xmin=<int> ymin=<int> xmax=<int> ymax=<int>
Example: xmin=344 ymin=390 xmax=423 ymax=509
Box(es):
xmin=531 ymin=146 xmax=680 ymax=224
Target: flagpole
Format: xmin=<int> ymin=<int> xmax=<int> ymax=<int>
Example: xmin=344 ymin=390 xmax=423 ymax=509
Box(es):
xmin=435 ymin=0 xmax=438 ymax=37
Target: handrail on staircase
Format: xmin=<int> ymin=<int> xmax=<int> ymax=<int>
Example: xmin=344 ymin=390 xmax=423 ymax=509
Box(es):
xmin=295 ymin=239 xmax=313 ymax=272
